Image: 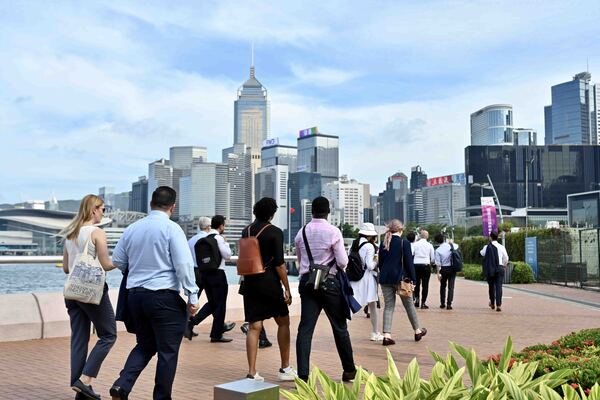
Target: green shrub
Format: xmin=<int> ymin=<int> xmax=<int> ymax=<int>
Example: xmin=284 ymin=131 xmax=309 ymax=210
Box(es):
xmin=458 ymin=237 xmax=488 ymax=264
xmin=510 ymin=262 xmax=535 ymax=283
xmin=463 ymin=263 xmax=485 ymax=281
xmin=282 ymin=337 xmax=600 ymax=400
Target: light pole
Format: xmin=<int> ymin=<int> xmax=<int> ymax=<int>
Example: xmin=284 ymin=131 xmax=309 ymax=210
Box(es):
xmin=486 ymin=174 xmax=506 ymax=247
xmin=525 ymin=156 xmax=535 ymax=237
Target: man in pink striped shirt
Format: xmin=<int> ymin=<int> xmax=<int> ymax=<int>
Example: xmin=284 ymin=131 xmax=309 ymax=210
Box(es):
xmin=294 ymin=196 xmax=356 ymax=383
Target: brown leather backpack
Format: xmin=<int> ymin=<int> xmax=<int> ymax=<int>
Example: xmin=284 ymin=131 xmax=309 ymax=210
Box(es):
xmin=236 ymin=223 xmax=271 ymax=276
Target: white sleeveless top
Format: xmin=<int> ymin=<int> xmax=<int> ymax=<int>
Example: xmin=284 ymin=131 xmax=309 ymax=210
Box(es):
xmin=65 ymin=225 xmax=98 ymax=272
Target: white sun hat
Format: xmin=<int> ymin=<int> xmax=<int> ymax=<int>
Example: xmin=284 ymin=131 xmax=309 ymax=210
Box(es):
xmin=358 ymin=222 xmax=378 ymax=237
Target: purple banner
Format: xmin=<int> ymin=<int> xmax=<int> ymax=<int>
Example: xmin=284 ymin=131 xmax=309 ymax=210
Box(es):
xmin=481 ymin=197 xmax=498 ymax=237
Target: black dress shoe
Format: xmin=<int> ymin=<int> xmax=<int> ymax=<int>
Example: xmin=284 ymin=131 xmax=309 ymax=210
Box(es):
xmin=440 ymin=304 xmax=446 ymax=309
xmin=446 ymin=305 xmax=453 ymax=310
xmin=240 ymin=322 xmax=249 ymax=335
xmin=342 ymin=370 xmax=356 ymax=382
xmin=71 ymin=380 xmax=100 ymax=400
xmin=421 ymin=304 xmax=429 ymax=309
xmin=382 ymin=337 xmax=395 ymax=346
xmin=183 ymin=320 xmax=195 ymax=341
xmin=223 ymin=322 xmax=236 ymax=333
xmin=414 ymin=301 xmax=420 ymax=308
xmin=211 ymin=336 xmax=233 ymax=343
xmin=414 ymin=327 xmax=427 ymax=342
xmin=109 ymin=385 xmax=129 ymax=400
xmin=259 ymin=339 xmax=273 ymax=348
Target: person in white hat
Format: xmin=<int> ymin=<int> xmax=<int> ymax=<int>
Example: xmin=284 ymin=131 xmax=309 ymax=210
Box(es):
xmin=348 ymin=222 xmax=383 ymax=341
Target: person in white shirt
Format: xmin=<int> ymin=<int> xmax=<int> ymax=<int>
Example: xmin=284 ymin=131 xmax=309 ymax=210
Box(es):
xmin=480 ymin=231 xmax=509 ymax=312
xmin=185 ymin=215 xmax=235 ymax=342
xmin=434 ymin=233 xmax=459 ymax=310
xmin=412 ymin=230 xmax=435 ymax=309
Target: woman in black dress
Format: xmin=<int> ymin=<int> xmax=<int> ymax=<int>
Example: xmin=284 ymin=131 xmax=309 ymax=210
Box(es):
xmin=242 ymin=197 xmax=296 ymax=381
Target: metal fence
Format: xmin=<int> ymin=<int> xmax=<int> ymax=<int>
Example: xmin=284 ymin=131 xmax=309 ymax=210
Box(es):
xmin=537 ymin=228 xmax=600 ymax=290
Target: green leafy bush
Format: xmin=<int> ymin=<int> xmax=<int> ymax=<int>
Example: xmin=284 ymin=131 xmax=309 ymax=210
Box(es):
xmin=282 ymin=337 xmax=600 ymax=399
xmin=510 ymin=262 xmax=535 ymax=283
xmin=463 ymin=263 xmax=485 ymax=281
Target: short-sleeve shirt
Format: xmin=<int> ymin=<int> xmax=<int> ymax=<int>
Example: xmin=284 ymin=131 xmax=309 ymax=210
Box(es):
xmin=241 ymin=220 xmax=285 ymax=270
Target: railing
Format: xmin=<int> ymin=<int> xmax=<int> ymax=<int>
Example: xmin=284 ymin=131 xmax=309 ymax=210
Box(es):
xmin=0 ymin=255 xmax=299 ymax=264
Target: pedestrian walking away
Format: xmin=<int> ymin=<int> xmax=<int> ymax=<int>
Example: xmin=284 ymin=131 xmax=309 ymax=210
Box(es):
xmin=109 ymin=186 xmax=200 ymax=400
xmin=241 ymin=197 xmax=296 ymax=382
xmin=378 ymin=219 xmax=427 ymax=346
xmin=295 ymin=196 xmax=357 ymax=383
xmin=185 ymin=215 xmax=235 ymax=342
xmin=348 ymin=223 xmax=383 ymax=342
xmin=412 ymin=230 xmax=435 ymax=309
xmin=481 ymin=231 xmax=509 ymax=312
xmin=61 ymin=195 xmax=117 ymax=400
xmin=435 ymin=233 xmax=458 ymax=310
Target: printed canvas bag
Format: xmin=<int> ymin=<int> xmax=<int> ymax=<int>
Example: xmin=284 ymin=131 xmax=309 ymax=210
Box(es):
xmin=64 ymin=235 xmax=106 ymax=305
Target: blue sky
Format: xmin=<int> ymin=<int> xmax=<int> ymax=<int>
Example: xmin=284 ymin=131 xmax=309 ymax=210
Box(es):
xmin=1 ymin=0 xmax=599 ymax=203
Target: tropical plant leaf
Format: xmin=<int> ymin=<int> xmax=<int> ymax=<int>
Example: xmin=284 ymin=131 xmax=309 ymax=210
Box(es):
xmin=435 ymin=366 xmax=465 ymax=400
xmin=386 ymin=349 xmax=402 ymax=387
xmin=561 ymin=383 xmax=580 ymax=400
xmin=402 ymin=358 xmax=421 ymax=394
xmin=589 ymin=383 xmax=600 ymax=400
xmin=498 ymin=372 xmax=527 ymax=400
xmin=538 ymin=384 xmax=563 ymax=400
xmin=498 ymin=336 xmax=513 ymax=373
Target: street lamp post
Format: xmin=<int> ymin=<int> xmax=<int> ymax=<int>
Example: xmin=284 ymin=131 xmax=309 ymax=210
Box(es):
xmin=525 ymin=156 xmax=535 ymax=238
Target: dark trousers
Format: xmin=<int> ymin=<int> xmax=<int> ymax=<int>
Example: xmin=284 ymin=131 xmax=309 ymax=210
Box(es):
xmin=414 ymin=264 xmax=431 ymax=304
xmin=439 ymin=268 xmax=456 ymax=306
xmin=296 ymin=275 xmax=355 ymax=378
xmin=190 ymin=269 xmax=228 ymax=339
xmin=114 ymin=289 xmax=187 ymax=400
xmin=65 ymin=286 xmax=117 ymax=386
xmin=487 ymin=270 xmax=504 ymax=307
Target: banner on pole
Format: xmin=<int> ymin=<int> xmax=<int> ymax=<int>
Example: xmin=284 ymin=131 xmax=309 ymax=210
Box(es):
xmin=481 ymin=197 xmax=498 ymax=237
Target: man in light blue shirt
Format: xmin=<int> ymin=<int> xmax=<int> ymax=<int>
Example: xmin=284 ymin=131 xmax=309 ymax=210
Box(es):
xmin=109 ymin=186 xmax=199 ymax=400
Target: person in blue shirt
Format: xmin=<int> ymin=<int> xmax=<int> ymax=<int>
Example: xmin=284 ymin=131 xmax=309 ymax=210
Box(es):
xmin=109 ymin=186 xmax=199 ymax=400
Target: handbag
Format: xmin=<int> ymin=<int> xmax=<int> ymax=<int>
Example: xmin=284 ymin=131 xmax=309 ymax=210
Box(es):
xmin=237 ymin=224 xmax=271 ymax=275
xmin=396 ymin=279 xmax=413 ymax=298
xmin=64 ymin=235 xmax=106 ymax=305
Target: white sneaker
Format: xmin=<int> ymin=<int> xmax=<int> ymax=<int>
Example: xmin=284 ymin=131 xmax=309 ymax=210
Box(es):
xmin=278 ymin=366 xmax=298 ymax=381
xmin=246 ymin=372 xmax=264 ymax=382
xmin=370 ymin=332 xmax=384 ymax=341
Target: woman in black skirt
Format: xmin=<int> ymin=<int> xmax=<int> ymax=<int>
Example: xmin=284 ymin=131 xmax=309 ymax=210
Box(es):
xmin=241 ymin=197 xmax=296 ymax=381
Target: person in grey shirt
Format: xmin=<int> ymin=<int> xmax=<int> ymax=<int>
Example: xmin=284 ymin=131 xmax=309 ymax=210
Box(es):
xmin=434 ymin=233 xmax=459 ymax=310
xmin=109 ymin=186 xmax=199 ymax=400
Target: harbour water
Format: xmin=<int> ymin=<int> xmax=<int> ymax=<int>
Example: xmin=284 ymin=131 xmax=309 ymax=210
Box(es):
xmin=0 ymin=264 xmax=298 ymax=294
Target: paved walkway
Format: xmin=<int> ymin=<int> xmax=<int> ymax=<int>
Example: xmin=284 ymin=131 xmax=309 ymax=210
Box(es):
xmin=0 ymin=278 xmax=598 ymax=399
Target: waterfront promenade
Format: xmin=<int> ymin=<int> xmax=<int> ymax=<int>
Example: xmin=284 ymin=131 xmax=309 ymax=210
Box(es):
xmin=0 ymin=277 xmax=598 ymax=399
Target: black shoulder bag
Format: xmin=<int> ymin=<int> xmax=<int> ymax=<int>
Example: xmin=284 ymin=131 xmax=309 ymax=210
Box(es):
xmin=302 ymin=226 xmax=335 ymax=290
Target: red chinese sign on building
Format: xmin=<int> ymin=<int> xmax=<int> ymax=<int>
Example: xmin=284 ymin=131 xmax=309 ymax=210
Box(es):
xmin=426 ymin=175 xmax=453 ymax=187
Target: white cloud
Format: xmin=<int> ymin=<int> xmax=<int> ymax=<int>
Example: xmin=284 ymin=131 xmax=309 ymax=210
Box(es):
xmin=289 ymin=65 xmax=360 ymax=86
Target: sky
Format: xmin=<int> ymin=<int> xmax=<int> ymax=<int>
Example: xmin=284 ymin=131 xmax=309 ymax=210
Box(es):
xmin=1 ymin=0 xmax=600 ymax=204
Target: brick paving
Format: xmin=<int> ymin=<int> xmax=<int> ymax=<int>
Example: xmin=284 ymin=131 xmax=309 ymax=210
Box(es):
xmin=0 ymin=277 xmax=598 ymax=399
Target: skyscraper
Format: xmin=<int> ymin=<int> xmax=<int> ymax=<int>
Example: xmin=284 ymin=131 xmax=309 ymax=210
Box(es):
xmin=545 ymin=72 xmax=598 ymax=144
xmin=255 ymin=164 xmax=289 ymax=231
xmin=289 ymin=171 xmax=322 ymax=243
xmin=470 ymin=104 xmax=513 ymax=145
xmin=234 ymin=64 xmax=270 ymax=168
xmin=381 ymin=172 xmax=409 ymax=223
xmin=513 ymin=128 xmax=537 ymax=145
xmin=225 ymin=144 xmax=253 ymax=221
xmin=296 ymin=127 xmax=339 ymax=187
xmin=322 ymin=175 xmax=365 ymax=229
xmin=261 ymin=140 xmax=297 ymax=172
xmin=179 ymin=162 xmax=229 ymax=220
xmin=147 ymin=158 xmax=172 ymax=210
xmin=169 ymin=146 xmax=207 ymax=220
xmin=130 ymin=176 xmax=148 ymax=213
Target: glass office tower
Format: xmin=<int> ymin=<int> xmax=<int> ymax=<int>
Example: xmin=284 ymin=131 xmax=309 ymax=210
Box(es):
xmin=545 ymin=72 xmax=596 ymax=144
xmin=234 ymin=66 xmax=270 ymax=152
xmin=297 ymin=132 xmax=339 ymax=186
xmin=470 ymin=104 xmax=513 ymax=145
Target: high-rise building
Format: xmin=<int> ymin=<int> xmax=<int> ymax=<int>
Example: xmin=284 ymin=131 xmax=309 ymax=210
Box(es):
xmin=130 ymin=176 xmax=148 ymax=213
xmin=147 ymin=158 xmax=172 ymax=209
xmin=255 ymin=164 xmax=289 ymax=231
xmin=513 ymin=128 xmax=537 ymax=146
xmin=234 ymin=64 xmax=270 ymax=174
xmin=410 ymin=165 xmax=427 ymax=192
xmin=381 ymin=172 xmax=409 ymax=223
xmin=225 ymin=144 xmax=253 ymax=222
xmin=261 ymin=139 xmax=297 ymax=172
xmin=323 ymin=175 xmax=365 ymax=229
xmin=545 ymin=72 xmax=598 ymax=144
xmin=179 ymin=163 xmax=229 ymax=220
xmin=113 ymin=191 xmax=131 ymax=211
xmin=289 ymin=171 xmax=322 ymax=244
xmin=421 ymin=174 xmax=466 ymax=226
xmin=169 ymin=146 xmax=207 ymax=220
xmin=98 ymin=186 xmax=116 ymax=210
xmin=470 ymin=104 xmax=514 ymax=145
xmin=296 ymin=127 xmax=339 ymax=187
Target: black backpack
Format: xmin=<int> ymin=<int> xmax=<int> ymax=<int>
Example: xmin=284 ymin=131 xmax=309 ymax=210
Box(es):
xmin=346 ymin=241 xmax=371 ymax=282
xmin=449 ymin=243 xmax=463 ymax=273
xmin=194 ymin=234 xmax=222 ymax=272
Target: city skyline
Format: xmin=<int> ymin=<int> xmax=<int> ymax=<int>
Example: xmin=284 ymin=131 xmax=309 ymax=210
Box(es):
xmin=2 ymin=1 xmax=600 ymax=203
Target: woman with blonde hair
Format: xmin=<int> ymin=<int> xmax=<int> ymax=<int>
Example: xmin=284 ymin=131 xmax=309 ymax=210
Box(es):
xmin=377 ymin=219 xmax=427 ymax=346
xmin=61 ymin=195 xmax=117 ymax=400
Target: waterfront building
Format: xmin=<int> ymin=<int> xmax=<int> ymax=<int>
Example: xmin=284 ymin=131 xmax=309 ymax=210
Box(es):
xmin=169 ymin=146 xmax=208 ymax=220
xmin=568 ymin=190 xmax=600 ymax=228
xmin=470 ymin=104 xmax=514 ymax=145
xmin=421 ymin=174 xmax=466 ymax=226
xmin=465 ymin=145 xmax=600 ymax=213
xmin=179 ymin=162 xmax=229 ymax=220
xmin=289 ymin=171 xmax=322 ymax=244
xmin=407 ymin=165 xmax=428 ymax=224
xmin=147 ymin=158 xmax=173 ymax=209
xmin=322 ymin=175 xmax=365 ymax=229
xmin=545 ymin=72 xmax=598 ymax=145
xmin=381 ymin=172 xmax=409 ymax=223
xmin=130 ymin=176 xmax=148 ymax=214
xmin=296 ymin=127 xmax=339 ymax=187
xmin=98 ymin=187 xmax=116 ymax=210
xmin=513 ymin=128 xmax=537 ymax=146
xmin=225 ymin=144 xmax=253 ymax=222
xmin=255 ymin=164 xmax=289 ymax=231
xmin=261 ymin=139 xmax=297 ymax=172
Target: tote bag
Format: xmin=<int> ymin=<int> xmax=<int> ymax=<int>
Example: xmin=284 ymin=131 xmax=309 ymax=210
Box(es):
xmin=64 ymin=235 xmax=106 ymax=305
